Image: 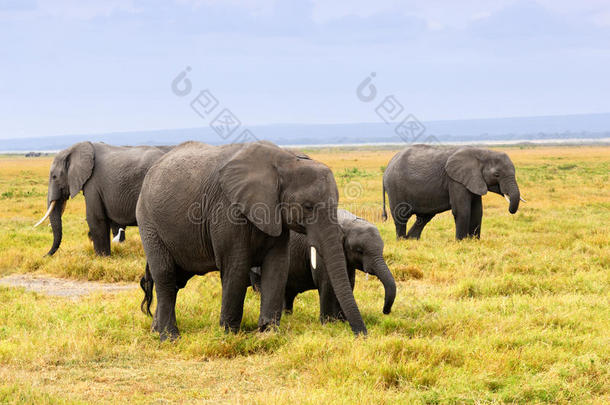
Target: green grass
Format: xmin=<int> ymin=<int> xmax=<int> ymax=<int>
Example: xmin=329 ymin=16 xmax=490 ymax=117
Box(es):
xmin=0 ymin=146 xmax=608 ymax=403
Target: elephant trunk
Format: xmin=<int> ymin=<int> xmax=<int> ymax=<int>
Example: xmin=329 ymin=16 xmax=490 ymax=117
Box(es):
xmin=364 ymin=255 xmax=396 ymax=315
xmin=317 ymin=226 xmax=367 ymax=336
xmin=500 ymin=176 xmax=520 ymax=214
xmin=47 ymin=198 xmax=66 ymax=256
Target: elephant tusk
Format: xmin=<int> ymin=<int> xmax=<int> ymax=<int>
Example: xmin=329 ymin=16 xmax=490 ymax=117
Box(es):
xmin=310 ymin=246 xmax=317 ymax=270
xmin=34 ymin=201 xmax=56 ymax=228
xmin=112 ymin=228 xmax=125 ymax=243
xmin=520 ymin=196 xmax=527 ymax=203
xmin=503 ymin=194 xmax=511 ymax=203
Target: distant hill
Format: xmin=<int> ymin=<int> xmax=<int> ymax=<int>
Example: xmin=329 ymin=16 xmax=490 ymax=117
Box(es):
xmin=1 ymin=113 xmax=609 ymax=151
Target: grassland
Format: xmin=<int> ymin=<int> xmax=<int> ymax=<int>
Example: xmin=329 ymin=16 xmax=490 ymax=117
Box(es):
xmin=0 ymin=145 xmax=608 ymax=404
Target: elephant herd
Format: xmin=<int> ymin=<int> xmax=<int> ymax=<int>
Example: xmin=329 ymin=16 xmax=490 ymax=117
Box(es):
xmin=34 ymin=140 xmax=522 ymax=340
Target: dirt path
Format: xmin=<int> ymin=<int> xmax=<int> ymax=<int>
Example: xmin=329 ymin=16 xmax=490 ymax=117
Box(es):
xmin=0 ymin=274 xmax=137 ymax=298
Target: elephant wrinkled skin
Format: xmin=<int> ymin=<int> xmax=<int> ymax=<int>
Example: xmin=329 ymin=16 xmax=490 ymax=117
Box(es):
xmin=383 ymin=145 xmax=522 ymax=240
xmin=137 ymin=141 xmax=367 ymax=341
xmin=36 ymin=142 xmax=172 ymax=256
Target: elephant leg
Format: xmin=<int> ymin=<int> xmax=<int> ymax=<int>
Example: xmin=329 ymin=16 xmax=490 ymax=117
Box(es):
xmin=394 ymin=219 xmax=407 ymax=239
xmin=284 ymin=289 xmax=297 ymax=314
xmin=144 ymin=236 xmax=179 ymax=341
xmin=219 ymin=264 xmax=250 ymax=333
xmin=453 ymin=210 xmax=471 ymax=240
xmin=85 ymin=196 xmax=111 ymax=256
xmin=155 ymin=282 xmax=179 ymax=341
xmin=406 ymin=214 xmax=435 ymax=239
xmin=151 ymin=309 xmax=159 ymax=333
xmin=258 ymin=232 xmax=290 ymax=331
xmin=389 ymin=198 xmax=410 ymax=239
xmin=449 ymin=184 xmax=472 ymax=240
xmin=394 ymin=213 xmax=411 ymax=240
xmin=468 ymin=195 xmax=482 ymax=238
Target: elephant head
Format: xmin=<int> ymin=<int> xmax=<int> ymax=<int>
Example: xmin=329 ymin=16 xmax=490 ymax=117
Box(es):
xmin=340 ymin=214 xmax=396 ymax=314
xmin=35 ymin=142 xmax=94 ymax=256
xmin=219 ymin=142 xmax=366 ymax=335
xmin=445 ymin=148 xmax=522 ymax=214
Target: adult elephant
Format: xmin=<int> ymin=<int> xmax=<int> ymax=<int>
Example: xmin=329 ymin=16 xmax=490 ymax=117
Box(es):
xmin=137 ymin=141 xmax=367 ymax=341
xmin=382 ymin=145 xmax=524 ymax=240
xmin=34 ymin=142 xmax=172 ymax=256
xmin=249 ymin=209 xmax=396 ymax=320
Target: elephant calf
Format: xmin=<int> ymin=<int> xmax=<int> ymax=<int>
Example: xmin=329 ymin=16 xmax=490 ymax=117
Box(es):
xmin=382 ymin=145 xmax=523 ymax=240
xmin=35 ymin=142 xmax=173 ymax=256
xmin=250 ymin=209 xmax=396 ymax=321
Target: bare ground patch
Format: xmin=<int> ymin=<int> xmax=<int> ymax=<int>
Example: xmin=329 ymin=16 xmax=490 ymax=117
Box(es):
xmin=0 ymin=274 xmax=137 ymax=298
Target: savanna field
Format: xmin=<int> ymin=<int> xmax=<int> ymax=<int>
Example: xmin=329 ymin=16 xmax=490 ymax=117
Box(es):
xmin=0 ymin=145 xmax=608 ymax=404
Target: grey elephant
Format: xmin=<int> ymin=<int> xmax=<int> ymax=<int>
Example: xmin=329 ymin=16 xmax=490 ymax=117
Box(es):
xmin=137 ymin=141 xmax=367 ymax=341
xmin=249 ymin=209 xmax=396 ymax=321
xmin=382 ymin=145 xmax=523 ymax=240
xmin=34 ymin=142 xmax=172 ymax=256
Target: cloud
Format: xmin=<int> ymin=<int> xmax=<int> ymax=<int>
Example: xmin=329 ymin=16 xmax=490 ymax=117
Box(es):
xmin=0 ymin=0 xmax=36 ymax=11
xmin=175 ymin=0 xmax=276 ymax=15
xmin=310 ymin=0 xmax=610 ymax=30
xmin=40 ymin=0 xmax=138 ymax=19
xmin=0 ymin=0 xmax=138 ymax=20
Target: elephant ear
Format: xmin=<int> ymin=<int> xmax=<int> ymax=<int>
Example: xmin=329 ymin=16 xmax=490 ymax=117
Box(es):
xmin=219 ymin=142 xmax=283 ymax=237
xmin=67 ymin=142 xmax=95 ymax=198
xmin=445 ymin=148 xmax=487 ymax=195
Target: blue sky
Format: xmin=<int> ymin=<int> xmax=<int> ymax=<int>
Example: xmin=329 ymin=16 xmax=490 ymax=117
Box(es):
xmin=1 ymin=0 xmax=609 ymax=139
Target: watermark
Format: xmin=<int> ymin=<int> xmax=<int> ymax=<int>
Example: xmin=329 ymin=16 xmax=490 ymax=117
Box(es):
xmin=186 ymin=196 xmax=412 ymax=227
xmin=187 ymin=198 xmax=338 ymax=226
xmin=344 ymin=181 xmax=364 ymax=200
xmin=171 ymin=66 xmax=259 ymax=144
xmin=356 ymin=72 xmax=439 ymax=145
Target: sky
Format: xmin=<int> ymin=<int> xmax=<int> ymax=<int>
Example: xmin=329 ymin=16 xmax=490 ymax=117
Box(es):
xmin=1 ymin=0 xmax=609 ymax=139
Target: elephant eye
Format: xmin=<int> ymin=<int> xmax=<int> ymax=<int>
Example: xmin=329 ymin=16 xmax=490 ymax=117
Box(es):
xmin=303 ymin=203 xmax=314 ymax=212
xmin=494 ymin=172 xmax=500 ymax=178
xmin=52 ymin=175 xmax=57 ymax=180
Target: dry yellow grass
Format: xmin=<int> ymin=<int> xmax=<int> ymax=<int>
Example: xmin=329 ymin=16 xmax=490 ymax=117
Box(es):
xmin=0 ymin=145 xmax=608 ymax=403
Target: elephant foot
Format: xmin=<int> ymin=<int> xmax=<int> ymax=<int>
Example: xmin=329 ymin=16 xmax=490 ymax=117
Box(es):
xmin=221 ymin=320 xmax=241 ymax=334
xmin=159 ymin=328 xmax=180 ymax=342
xmin=258 ymin=322 xmax=280 ymax=333
xmin=320 ymin=314 xmax=344 ymax=324
xmin=258 ymin=312 xmax=281 ymax=332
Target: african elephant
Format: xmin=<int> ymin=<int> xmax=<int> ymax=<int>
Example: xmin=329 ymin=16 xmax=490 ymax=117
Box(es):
xmin=249 ymin=209 xmax=396 ymax=322
xmin=34 ymin=142 xmax=172 ymax=256
xmin=382 ymin=145 xmax=523 ymax=240
xmin=137 ymin=141 xmax=367 ymax=341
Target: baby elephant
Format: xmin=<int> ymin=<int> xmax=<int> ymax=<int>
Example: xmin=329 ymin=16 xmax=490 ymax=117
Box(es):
xmin=250 ymin=209 xmax=396 ymax=322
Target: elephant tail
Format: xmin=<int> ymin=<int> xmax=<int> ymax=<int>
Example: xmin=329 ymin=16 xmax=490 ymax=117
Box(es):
xmin=382 ymin=182 xmax=388 ymax=221
xmin=140 ymin=263 xmax=154 ymax=317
